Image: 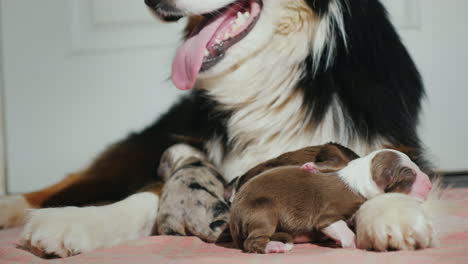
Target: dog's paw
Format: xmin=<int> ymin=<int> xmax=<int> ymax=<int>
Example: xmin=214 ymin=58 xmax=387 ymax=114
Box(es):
xmin=356 ymin=193 xmax=437 ymax=251
xmin=21 ymin=192 xmax=159 ymax=258
xmin=156 ymin=213 xmax=187 ymax=236
xmin=22 ymin=207 xmax=100 ymax=258
xmin=264 ymin=241 xmax=293 ymax=254
xmin=0 ymin=195 xmax=31 ymax=229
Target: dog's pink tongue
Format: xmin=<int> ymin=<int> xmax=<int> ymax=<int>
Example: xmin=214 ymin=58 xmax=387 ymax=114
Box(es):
xmin=171 ymin=15 xmax=227 ymax=90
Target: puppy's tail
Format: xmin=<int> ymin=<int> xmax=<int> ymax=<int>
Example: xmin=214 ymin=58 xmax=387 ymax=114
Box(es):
xmin=422 ymin=178 xmax=468 ymax=238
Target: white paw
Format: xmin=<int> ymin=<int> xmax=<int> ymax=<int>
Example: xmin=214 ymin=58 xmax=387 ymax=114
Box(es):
xmin=356 ymin=193 xmax=437 ymax=251
xmin=21 ymin=192 xmax=159 ymax=258
xmin=265 ymin=241 xmax=293 ymax=254
xmin=339 ymin=235 xmax=356 ymax=249
xmin=0 ymin=195 xmax=31 ymax=229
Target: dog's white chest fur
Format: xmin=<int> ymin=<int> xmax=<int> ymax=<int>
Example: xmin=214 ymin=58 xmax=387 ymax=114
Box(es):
xmin=205 ymin=99 xmax=388 ymax=182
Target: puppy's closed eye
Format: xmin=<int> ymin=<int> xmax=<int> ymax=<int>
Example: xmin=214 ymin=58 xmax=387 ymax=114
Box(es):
xmin=385 ymin=167 xmax=416 ymax=194
xmin=209 ymin=220 xmax=227 ymax=231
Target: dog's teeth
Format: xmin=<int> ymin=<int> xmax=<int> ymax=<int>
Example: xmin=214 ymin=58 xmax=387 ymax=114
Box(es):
xmin=215 ymin=38 xmax=221 ymax=44
xmin=229 ymin=10 xmax=250 ymax=34
xmin=236 ymin=12 xmax=247 ymax=24
xmin=204 ymin=49 xmax=210 ymax=56
xmin=232 ymin=24 xmax=240 ymax=32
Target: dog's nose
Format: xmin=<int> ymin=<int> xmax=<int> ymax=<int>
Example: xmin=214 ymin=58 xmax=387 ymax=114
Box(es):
xmin=144 ymin=0 xmax=183 ymax=22
xmin=144 ymin=0 xmax=159 ymax=8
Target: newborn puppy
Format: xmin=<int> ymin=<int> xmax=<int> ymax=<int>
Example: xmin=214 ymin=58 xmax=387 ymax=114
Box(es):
xmin=156 ymin=144 xmax=230 ymax=242
xmin=229 ymin=149 xmax=432 ymax=253
xmin=229 ymin=143 xmax=360 ymax=201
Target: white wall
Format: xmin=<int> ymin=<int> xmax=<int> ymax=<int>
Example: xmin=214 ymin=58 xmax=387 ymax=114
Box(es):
xmin=1 ymin=0 xmax=184 ymax=193
xmin=394 ymin=0 xmax=468 ymax=172
xmin=0 ymin=2 xmax=5 ymax=195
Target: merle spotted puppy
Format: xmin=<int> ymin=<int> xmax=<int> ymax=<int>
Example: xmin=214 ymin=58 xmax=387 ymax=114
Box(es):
xmin=155 ymin=144 xmax=230 ymax=242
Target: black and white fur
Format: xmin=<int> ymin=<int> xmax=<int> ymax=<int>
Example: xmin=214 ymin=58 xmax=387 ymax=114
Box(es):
xmin=0 ymin=0 xmax=436 ymax=257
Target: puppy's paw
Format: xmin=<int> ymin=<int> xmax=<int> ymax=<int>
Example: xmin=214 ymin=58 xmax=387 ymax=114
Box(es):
xmin=356 ymin=193 xmax=437 ymax=251
xmin=156 ymin=213 xmax=186 ymax=236
xmin=244 ymin=237 xmax=269 ymax=254
xmin=338 ymin=235 xmax=356 ymax=249
xmin=21 ymin=192 xmax=158 ymax=258
xmin=265 ymin=241 xmax=293 ymax=254
xmin=0 ymin=195 xmax=32 ymax=229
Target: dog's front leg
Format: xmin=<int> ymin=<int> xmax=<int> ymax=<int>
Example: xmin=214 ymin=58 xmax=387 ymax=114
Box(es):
xmin=355 ymin=193 xmax=437 ymax=251
xmin=20 ymin=188 xmax=161 ymax=258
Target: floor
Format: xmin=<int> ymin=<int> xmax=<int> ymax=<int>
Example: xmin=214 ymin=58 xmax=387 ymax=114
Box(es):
xmin=444 ymin=175 xmax=468 ymax=188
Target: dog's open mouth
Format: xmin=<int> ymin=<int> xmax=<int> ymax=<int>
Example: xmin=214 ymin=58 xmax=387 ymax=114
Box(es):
xmin=172 ymin=0 xmax=263 ymax=90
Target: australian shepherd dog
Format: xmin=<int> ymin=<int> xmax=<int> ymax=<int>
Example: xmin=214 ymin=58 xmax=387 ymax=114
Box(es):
xmin=0 ymin=0 xmax=437 ymax=257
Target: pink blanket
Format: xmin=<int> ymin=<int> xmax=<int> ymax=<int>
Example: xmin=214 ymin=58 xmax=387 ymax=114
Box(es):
xmin=1 ymin=189 xmax=468 ymax=264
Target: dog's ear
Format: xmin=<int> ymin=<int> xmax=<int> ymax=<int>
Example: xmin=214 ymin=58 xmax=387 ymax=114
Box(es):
xmin=314 ymin=143 xmax=359 ymax=172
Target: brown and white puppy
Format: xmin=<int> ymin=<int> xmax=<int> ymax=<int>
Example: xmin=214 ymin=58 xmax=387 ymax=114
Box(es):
xmin=156 ymin=144 xmax=230 ymax=242
xmin=229 ymin=149 xmax=432 ymax=253
xmin=229 ymin=142 xmax=360 ymax=202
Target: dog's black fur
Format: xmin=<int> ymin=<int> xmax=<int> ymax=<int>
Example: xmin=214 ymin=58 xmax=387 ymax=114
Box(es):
xmin=301 ymin=0 xmax=427 ymax=169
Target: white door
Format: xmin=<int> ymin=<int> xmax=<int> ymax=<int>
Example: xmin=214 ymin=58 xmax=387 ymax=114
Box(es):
xmin=1 ymin=0 xmax=467 ymax=194
xmin=384 ymin=0 xmax=468 ymax=173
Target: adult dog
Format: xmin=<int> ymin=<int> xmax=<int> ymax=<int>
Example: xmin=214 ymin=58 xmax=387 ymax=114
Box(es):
xmin=0 ymin=0 xmax=433 ymax=257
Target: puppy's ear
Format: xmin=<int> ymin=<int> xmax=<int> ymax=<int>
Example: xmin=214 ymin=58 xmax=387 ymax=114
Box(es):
xmin=373 ymin=168 xmax=393 ymax=191
xmin=370 ymin=151 xmax=416 ymax=194
xmin=314 ymin=143 xmax=359 ymax=172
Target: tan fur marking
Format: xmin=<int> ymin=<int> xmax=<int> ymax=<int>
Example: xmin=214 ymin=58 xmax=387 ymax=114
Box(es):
xmin=24 ymin=171 xmax=85 ymax=208
xmin=138 ymin=182 xmax=164 ymax=197
xmin=383 ymin=144 xmax=416 ymax=156
xmin=276 ymin=2 xmax=317 ymax=35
